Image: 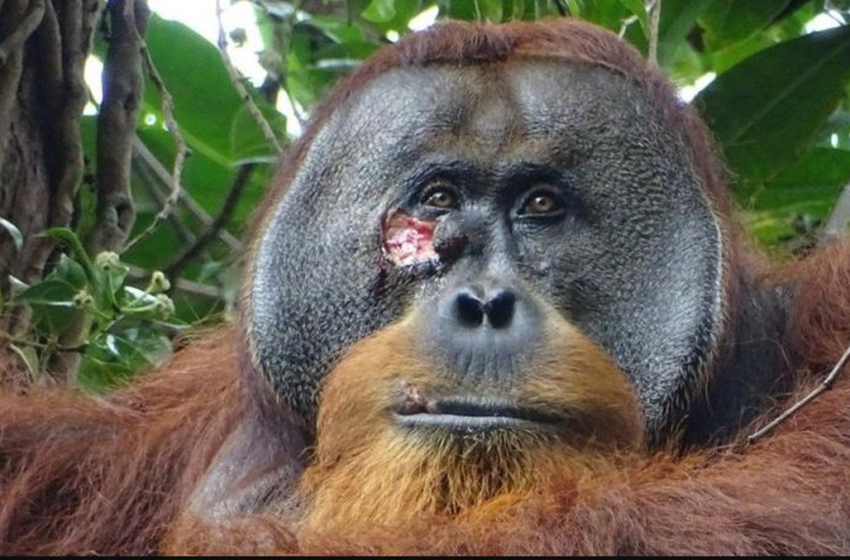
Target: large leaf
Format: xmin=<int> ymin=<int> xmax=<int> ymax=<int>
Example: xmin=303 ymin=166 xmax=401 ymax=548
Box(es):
xmin=700 ymin=0 xmax=793 ymax=49
xmin=141 ymin=15 xmax=284 ymax=162
xmin=742 ymin=147 xmax=850 ymax=245
xmin=657 ymin=0 xmax=714 ymax=66
xmin=696 ymin=25 xmax=850 ymax=185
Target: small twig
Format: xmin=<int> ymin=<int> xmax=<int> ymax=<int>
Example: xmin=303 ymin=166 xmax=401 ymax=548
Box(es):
xmin=619 ymin=14 xmax=639 ymax=38
xmin=131 ymin=137 xmax=242 ymax=251
xmin=648 ymin=0 xmax=661 ymax=67
xmin=819 ymin=176 xmax=850 ymax=247
xmin=216 ymin=0 xmax=283 ymax=154
xmin=132 ymin=148 xmax=200 ymax=247
xmin=124 ymin=42 xmax=189 ymax=251
xmin=748 ymin=341 xmax=850 ymax=444
xmin=164 ymin=163 xmax=255 ymax=280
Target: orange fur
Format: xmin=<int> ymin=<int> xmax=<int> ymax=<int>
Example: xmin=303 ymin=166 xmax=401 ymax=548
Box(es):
xmin=0 ymin=330 xmax=242 ymax=555
xmin=297 ymin=313 xmax=642 ymax=533
xmin=162 ymin=244 xmax=850 ymax=555
xmin=3 ymin=247 xmax=850 ymax=555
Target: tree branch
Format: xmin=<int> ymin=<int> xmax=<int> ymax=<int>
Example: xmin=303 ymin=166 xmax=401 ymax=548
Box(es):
xmin=132 ymin=150 xmax=201 ymax=248
xmin=131 ymin=137 xmax=242 ymax=251
xmin=89 ymin=0 xmax=149 ymax=254
xmin=748 ymin=340 xmax=850 ymax=444
xmin=164 ymin=163 xmax=255 ymax=280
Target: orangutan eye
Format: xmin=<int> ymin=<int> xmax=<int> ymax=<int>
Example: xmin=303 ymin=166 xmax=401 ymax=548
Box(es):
xmin=518 ymin=188 xmax=564 ymax=217
xmin=421 ymin=184 xmax=459 ymax=210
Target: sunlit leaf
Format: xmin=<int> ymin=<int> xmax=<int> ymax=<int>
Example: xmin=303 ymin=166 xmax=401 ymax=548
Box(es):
xmin=362 ymin=0 xmax=396 ymax=22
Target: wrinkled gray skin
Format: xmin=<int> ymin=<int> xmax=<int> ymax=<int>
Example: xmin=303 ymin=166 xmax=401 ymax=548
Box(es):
xmin=250 ymin=60 xmax=724 ymax=438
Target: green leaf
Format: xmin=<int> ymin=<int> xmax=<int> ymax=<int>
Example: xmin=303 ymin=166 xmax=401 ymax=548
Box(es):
xmin=139 ymin=16 xmax=283 ymax=162
xmin=508 ymin=0 xmax=525 ymax=20
xmin=115 ymin=16 xmax=281 ymax=277
xmin=117 ymin=16 xmax=280 ymax=266
xmin=16 ymin=279 xmax=79 ymax=307
xmin=746 ymin=147 xmax=850 ymax=207
xmin=480 ymin=0 xmax=503 ymax=22
xmin=52 ymin=255 xmax=88 ymax=291
xmin=41 ymin=228 xmax=97 ymax=284
xmin=77 ymin=330 xmax=173 ymax=392
xmin=362 ymin=0 xmax=396 ymax=22
xmin=119 ymin=285 xmax=159 ymax=308
xmin=0 ymin=217 xmax=23 ymax=252
xmin=618 ymin=0 xmax=648 ymax=37
xmin=581 ymin=1 xmax=629 ymax=31
xmin=696 ymin=25 xmax=850 ymax=185
xmin=701 ymin=0 xmax=792 ymax=49
xmin=443 ymin=0 xmax=479 ymax=20
xmin=95 ymin=261 xmax=129 ymax=299
xmin=657 ymin=0 xmax=714 ymax=66
xmin=742 ymin=147 xmax=850 ymax=246
xmin=706 ymin=31 xmax=778 ymax=75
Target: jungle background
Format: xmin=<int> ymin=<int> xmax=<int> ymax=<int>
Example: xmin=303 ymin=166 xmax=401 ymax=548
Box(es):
xmin=0 ymin=0 xmax=849 ymax=390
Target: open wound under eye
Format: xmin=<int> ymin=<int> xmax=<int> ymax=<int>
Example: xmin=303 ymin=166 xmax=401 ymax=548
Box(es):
xmin=382 ymin=210 xmax=439 ymax=267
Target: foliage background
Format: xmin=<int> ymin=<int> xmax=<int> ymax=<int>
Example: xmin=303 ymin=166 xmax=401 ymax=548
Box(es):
xmin=0 ymin=0 xmax=849 ymax=390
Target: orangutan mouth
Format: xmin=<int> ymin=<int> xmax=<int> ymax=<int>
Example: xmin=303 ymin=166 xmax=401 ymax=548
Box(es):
xmin=394 ymin=397 xmax=561 ymax=431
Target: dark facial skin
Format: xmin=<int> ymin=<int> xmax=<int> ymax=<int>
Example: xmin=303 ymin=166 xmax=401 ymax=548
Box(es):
xmin=249 ymin=60 xmax=723 ymax=437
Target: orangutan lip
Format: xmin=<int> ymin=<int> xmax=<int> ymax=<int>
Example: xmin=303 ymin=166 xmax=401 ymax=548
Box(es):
xmin=393 ymin=399 xmax=560 ymax=430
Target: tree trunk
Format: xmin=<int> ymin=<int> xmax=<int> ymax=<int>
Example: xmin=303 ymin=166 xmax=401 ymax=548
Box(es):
xmin=0 ymin=0 xmax=148 ymax=385
xmin=0 ymin=0 xmax=102 ymax=322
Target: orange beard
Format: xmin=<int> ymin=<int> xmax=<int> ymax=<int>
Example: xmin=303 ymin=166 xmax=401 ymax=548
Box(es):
xmin=294 ymin=315 xmax=644 ymax=535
